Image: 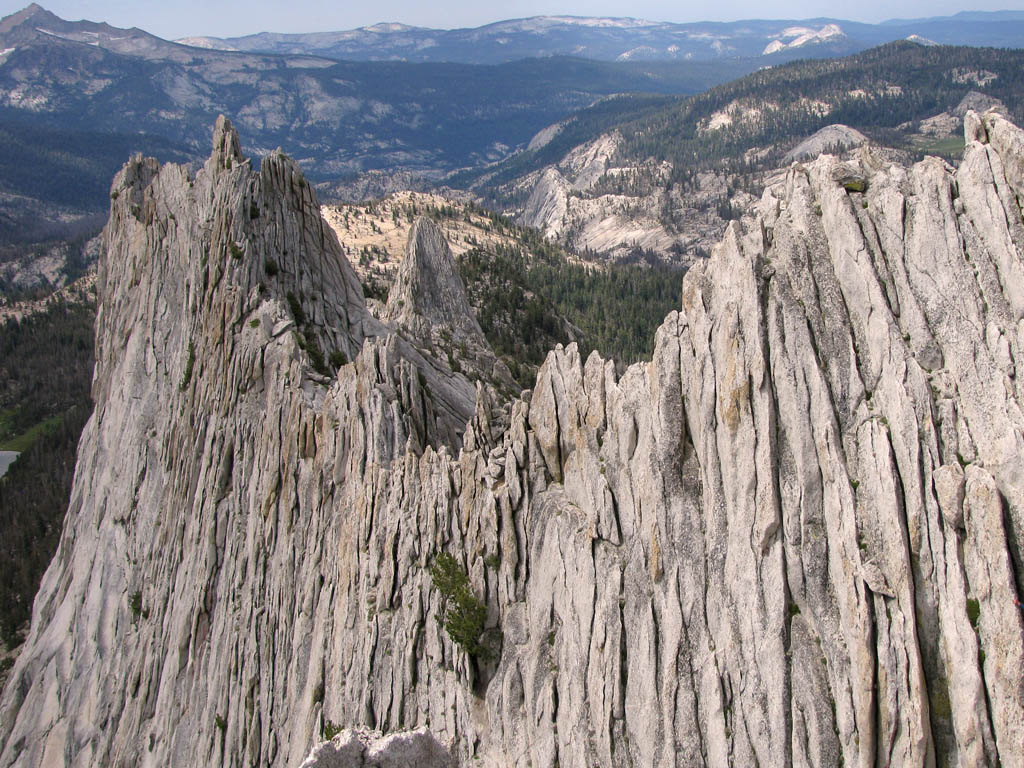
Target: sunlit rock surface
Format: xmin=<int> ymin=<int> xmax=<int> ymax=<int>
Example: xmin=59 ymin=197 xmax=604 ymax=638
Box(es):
xmin=2 ymin=111 xmax=1024 ymax=767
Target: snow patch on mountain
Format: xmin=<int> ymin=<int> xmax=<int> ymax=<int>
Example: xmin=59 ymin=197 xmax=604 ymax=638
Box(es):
xmin=762 ymin=23 xmax=844 ymax=55
xmin=175 ymin=36 xmax=237 ymax=50
xmin=484 ymin=16 xmax=654 ymax=33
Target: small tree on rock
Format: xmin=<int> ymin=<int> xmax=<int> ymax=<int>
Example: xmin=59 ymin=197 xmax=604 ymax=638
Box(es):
xmin=429 ymin=553 xmax=490 ymax=659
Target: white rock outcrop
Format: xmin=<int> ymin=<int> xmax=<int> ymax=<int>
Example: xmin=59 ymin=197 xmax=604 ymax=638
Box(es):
xmin=784 ymin=123 xmax=868 ymax=161
xmin=518 ymin=133 xmax=686 ymax=262
xmin=299 ymin=727 xmax=451 ymax=768
xmin=2 ymin=110 xmax=1024 ymax=768
xmin=384 ymin=217 xmax=484 ymax=343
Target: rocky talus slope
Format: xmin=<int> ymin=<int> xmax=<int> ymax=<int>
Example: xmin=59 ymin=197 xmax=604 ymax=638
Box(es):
xmin=3 ymin=110 xmax=1024 ymax=768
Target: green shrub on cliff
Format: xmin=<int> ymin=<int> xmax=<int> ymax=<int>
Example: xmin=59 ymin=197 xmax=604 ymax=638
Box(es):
xmin=429 ymin=553 xmax=490 ymax=659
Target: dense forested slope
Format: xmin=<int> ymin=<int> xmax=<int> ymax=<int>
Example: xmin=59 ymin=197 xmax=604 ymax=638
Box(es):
xmin=473 ymin=42 xmax=1024 ymax=193
xmin=0 ymin=299 xmax=93 ymax=645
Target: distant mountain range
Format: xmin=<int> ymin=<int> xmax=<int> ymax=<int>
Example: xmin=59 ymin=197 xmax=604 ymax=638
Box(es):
xmin=177 ymin=11 xmax=1024 ymax=64
xmin=0 ymin=3 xmax=754 ymax=271
xmin=1 ymin=2 xmax=1024 ymax=291
xmin=462 ymin=41 xmax=1024 ymax=266
xmin=0 ymin=4 xmax=772 ymax=180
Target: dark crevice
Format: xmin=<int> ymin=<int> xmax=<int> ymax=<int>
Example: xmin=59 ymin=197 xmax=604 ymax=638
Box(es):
xmin=864 ymin=590 xmax=878 ymax=768
xmin=650 ymin=600 xmax=661 ymax=721
xmin=607 ymin=483 xmax=623 ymax=545
xmin=618 ymin=595 xmax=629 ymax=716
xmin=387 ymin=531 xmax=401 ymax=610
xmin=998 ymin=490 xmax=1024 ymax=611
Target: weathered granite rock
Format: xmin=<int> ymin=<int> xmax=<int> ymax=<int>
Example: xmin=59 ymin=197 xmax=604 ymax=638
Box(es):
xmin=784 ymin=123 xmax=868 ymax=161
xmin=384 ymin=218 xmax=483 ymax=344
xmin=0 ymin=116 xmax=477 ymax=768
xmin=299 ymin=727 xmax=451 ymax=768
xmin=954 ymin=91 xmax=1007 ymax=118
xmin=383 ymin=217 xmax=512 ymax=390
xmin=517 ymin=134 xmax=688 ymax=263
xmin=3 ymin=110 xmax=1024 ymax=768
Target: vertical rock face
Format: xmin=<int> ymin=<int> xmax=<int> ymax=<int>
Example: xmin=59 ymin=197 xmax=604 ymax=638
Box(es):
xmin=3 ymin=110 xmax=1024 ymax=768
xmin=0 ymin=116 xmax=477 ymax=768
xmin=384 ymin=217 xmax=484 ymax=345
xmin=383 ymin=217 xmax=512 ymax=390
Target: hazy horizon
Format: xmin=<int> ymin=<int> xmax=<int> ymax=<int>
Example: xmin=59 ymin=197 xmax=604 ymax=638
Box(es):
xmin=2 ymin=0 xmax=1023 ymax=40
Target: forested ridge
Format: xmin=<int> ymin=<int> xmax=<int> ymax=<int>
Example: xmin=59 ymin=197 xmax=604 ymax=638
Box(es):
xmin=0 ymin=299 xmax=94 ymax=645
xmin=404 ymin=202 xmax=684 ymax=385
xmin=472 ymin=42 xmax=1024 ymax=196
xmin=460 ymin=242 xmax=681 ymax=380
xmin=616 ymin=43 xmax=1024 ymax=175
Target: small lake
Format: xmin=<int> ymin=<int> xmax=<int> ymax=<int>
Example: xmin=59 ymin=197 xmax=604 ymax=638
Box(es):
xmin=0 ymin=451 xmax=19 ymax=479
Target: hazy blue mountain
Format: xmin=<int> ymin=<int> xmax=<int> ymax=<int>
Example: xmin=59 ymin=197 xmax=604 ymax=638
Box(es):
xmin=2 ymin=3 xmax=1024 ymax=284
xmin=183 ymin=12 xmax=1024 ymax=65
xmin=0 ymin=4 xmax=759 ymax=180
xmin=880 ymin=10 xmax=1024 ymax=24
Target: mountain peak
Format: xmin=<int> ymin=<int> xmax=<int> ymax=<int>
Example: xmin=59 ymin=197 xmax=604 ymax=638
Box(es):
xmin=0 ymin=3 xmax=57 ymax=33
xmin=13 ymin=3 xmax=46 ymax=18
xmin=383 ymin=217 xmax=516 ymax=389
xmin=210 ymin=114 xmax=243 ymax=170
xmin=385 ymin=217 xmax=484 ymax=344
xmin=360 ymin=22 xmax=420 ymax=34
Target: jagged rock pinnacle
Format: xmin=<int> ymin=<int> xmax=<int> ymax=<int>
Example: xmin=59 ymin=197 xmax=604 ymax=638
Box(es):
xmin=383 ymin=217 xmax=514 ymax=390
xmin=3 ymin=111 xmax=1024 ymax=768
xmin=385 ymin=217 xmax=484 ymax=343
xmin=0 ymin=4 xmax=51 ymax=32
xmin=211 ymin=114 xmax=244 ymax=170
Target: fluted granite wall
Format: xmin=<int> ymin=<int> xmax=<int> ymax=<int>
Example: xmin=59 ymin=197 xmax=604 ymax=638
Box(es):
xmin=2 ymin=111 xmax=1024 ymax=768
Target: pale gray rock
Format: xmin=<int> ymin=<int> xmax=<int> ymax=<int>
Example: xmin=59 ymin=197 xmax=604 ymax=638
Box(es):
xmin=526 ymin=121 xmax=566 ymax=152
xmin=517 ymin=134 xmax=690 ymax=264
xmin=521 ymin=167 xmax=571 ymax=239
xmin=299 ymin=727 xmax=451 ymax=768
xmin=3 ymin=110 xmax=1024 ymax=768
xmin=954 ymin=90 xmax=1007 ymax=118
xmin=384 ymin=217 xmax=484 ymax=345
xmin=919 ymin=93 xmax=1007 ymax=141
xmin=0 ymin=451 xmax=17 ymax=480
xmin=784 ymin=123 xmax=868 ymax=161
xmin=0 ymin=233 xmax=103 ymax=294
xmin=918 ymin=110 xmax=961 ymax=137
xmin=0 ymin=117 xmax=477 ymax=768
xmin=300 ymin=731 xmax=367 ymax=768
xmin=383 ymin=216 xmax=514 ymax=392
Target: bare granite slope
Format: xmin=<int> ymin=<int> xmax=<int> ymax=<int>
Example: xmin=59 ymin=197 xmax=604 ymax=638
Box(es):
xmin=3 ymin=111 xmax=1024 ymax=768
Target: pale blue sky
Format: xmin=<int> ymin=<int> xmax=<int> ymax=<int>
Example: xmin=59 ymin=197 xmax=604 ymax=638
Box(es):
xmin=2 ymin=0 xmax=1022 ymax=39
